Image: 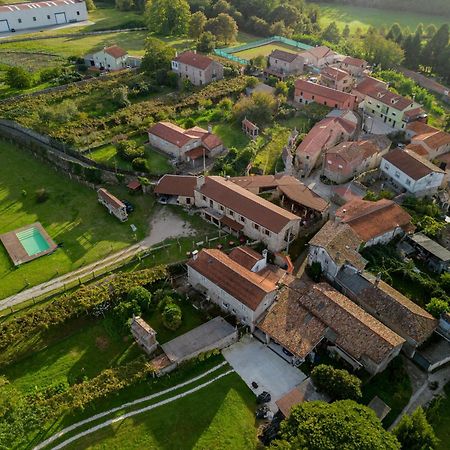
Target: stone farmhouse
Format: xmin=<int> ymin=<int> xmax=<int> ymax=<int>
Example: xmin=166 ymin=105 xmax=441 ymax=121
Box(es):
xmin=0 ymin=0 xmax=87 ymax=33
xmin=194 ymin=176 xmax=301 ymax=252
xmin=298 ymin=45 xmax=339 ymax=69
xmin=356 ymin=78 xmax=426 ymax=130
xmin=153 ymin=174 xmax=197 ymax=206
xmin=171 ymin=51 xmax=224 ymax=86
xmin=97 ymin=188 xmax=128 ymax=222
xmin=258 ymin=279 xmax=405 ymax=374
xmin=294 ymin=79 xmax=357 ymax=110
xmin=320 ymin=66 xmax=353 ymax=92
xmin=295 ymin=111 xmax=358 ymax=178
xmin=381 ymin=148 xmax=445 ymax=197
xmin=187 ymin=246 xmax=291 ymax=329
xmin=323 ymin=136 xmax=391 ymax=184
xmin=265 ymin=49 xmax=304 ymax=79
xmin=406 ymin=122 xmax=450 ymax=161
xmin=339 ymin=56 xmax=368 ymax=78
xmin=335 ymin=198 xmax=414 ymax=247
xmin=85 ymin=45 xmax=129 ymax=71
xmin=335 ymin=266 xmax=438 ymax=358
xmin=148 ymin=122 xmax=223 ymax=163
xmin=131 ymin=316 xmax=158 ymax=355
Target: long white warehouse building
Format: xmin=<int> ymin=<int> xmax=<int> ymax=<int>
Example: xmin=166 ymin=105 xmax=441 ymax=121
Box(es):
xmin=0 ymin=0 xmax=87 ymax=33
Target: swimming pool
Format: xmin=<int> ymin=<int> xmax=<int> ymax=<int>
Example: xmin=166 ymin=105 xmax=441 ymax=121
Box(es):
xmin=16 ymin=227 xmax=51 ymax=256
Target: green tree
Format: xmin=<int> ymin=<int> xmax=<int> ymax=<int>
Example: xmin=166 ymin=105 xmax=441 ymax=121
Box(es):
xmin=342 ymin=24 xmax=350 ymax=39
xmin=196 ymin=31 xmax=216 ymax=53
xmin=141 ymin=37 xmax=176 ymax=74
xmin=311 ymin=364 xmax=362 ymax=401
xmin=393 ymin=407 xmax=439 ymax=450
xmin=272 ymin=400 xmax=400 ymax=450
xmin=426 ymin=298 xmax=449 ymax=318
xmin=112 ymin=85 xmax=130 ymax=107
xmin=205 ymin=13 xmax=238 ymax=44
xmin=188 ymin=11 xmax=207 ymax=40
xmin=161 ymin=301 xmax=182 ymax=330
xmin=270 ymin=21 xmax=291 ymax=38
xmin=270 ymin=4 xmax=302 ymax=28
xmin=145 ymin=0 xmax=191 ymax=35
xmin=115 ymin=0 xmax=134 ymax=11
xmin=322 ymin=21 xmax=340 ymax=44
xmin=85 ymin=0 xmax=96 ymax=11
xmin=233 ymin=91 xmax=277 ymax=125
xmin=363 ymin=30 xmax=404 ymax=68
xmin=386 ymin=23 xmax=402 ymax=42
xmin=275 ymin=81 xmax=288 ymax=97
xmin=128 ymin=286 xmax=153 ymax=312
xmin=425 ymin=24 xmax=437 ymax=39
xmin=5 ymin=66 xmax=32 ymax=89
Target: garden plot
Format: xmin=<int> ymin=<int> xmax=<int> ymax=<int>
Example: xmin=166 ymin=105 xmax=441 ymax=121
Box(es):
xmin=233 ymin=42 xmax=301 ymax=60
xmin=0 ymin=51 xmax=66 ymax=72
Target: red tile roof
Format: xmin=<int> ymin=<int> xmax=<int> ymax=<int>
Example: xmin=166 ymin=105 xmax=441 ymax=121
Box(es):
xmin=335 ymin=199 xmax=413 ymax=242
xmin=304 ymin=46 xmax=336 ymax=60
xmin=154 ymin=175 xmax=197 ymax=197
xmin=97 ymin=188 xmax=125 ymax=210
xmin=354 ymin=76 xmax=387 ymax=96
xmin=295 ymin=79 xmax=356 ymax=104
xmin=321 ymin=66 xmax=351 ymax=81
xmin=173 ymin=51 xmax=214 ymax=70
xmin=104 ymin=45 xmax=127 ymax=59
xmin=187 ymin=248 xmax=277 ymax=310
xmin=198 ymin=176 xmax=299 ymax=233
xmin=383 ymin=148 xmax=444 ymax=180
xmin=342 ymin=56 xmax=367 ymax=67
xmin=270 ymin=49 xmax=300 ymax=63
xmin=229 ymin=246 xmax=262 ymax=270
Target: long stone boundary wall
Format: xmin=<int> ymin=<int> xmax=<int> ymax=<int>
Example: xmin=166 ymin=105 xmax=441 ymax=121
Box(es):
xmin=0 ymin=119 xmax=154 ymax=186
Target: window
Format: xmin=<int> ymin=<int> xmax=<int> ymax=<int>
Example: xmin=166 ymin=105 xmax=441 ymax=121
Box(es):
xmin=334 ymin=103 xmax=338 ymax=108
xmin=219 ymin=205 xmax=224 ymax=211
xmin=202 ymin=195 xmax=206 ymax=201
xmin=384 ymin=163 xmax=390 ymax=169
xmin=240 ymin=216 xmax=245 ymax=223
xmin=264 ymin=229 xmax=270 ymax=236
xmin=186 ymin=198 xmax=191 ymax=205
xmin=388 ymin=118 xmax=391 ymax=122
xmin=312 ymin=95 xmax=315 ymax=100
xmin=324 ymin=101 xmax=327 ymax=106
xmin=18 ymin=18 xmax=22 ymax=23
xmin=306 ymin=155 xmax=309 ymax=160
xmin=47 ymin=14 xmax=50 ymax=19
xmin=33 ymin=17 xmax=36 ymax=21
xmin=254 ymin=223 xmax=260 ymax=230
xmin=395 ymin=171 xmax=400 ymax=178
xmin=377 ymin=104 xmax=380 ymax=108
xmin=406 ymin=179 xmax=411 ymax=186
xmin=392 ymin=112 xmax=396 ymax=116
xmin=229 ymin=210 xmax=234 ymax=217
xmin=76 ymin=11 xmax=80 ymax=15
xmin=209 ymin=199 xmax=213 ymax=207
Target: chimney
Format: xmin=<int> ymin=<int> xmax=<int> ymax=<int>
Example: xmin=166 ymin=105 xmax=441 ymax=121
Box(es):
xmin=191 ymin=250 xmax=199 ymax=260
xmin=375 ymin=272 xmax=381 ymax=286
xmin=196 ymin=175 xmax=206 ymax=190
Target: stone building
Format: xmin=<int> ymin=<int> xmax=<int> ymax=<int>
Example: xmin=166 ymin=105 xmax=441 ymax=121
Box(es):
xmin=131 ymin=316 xmax=158 ymax=355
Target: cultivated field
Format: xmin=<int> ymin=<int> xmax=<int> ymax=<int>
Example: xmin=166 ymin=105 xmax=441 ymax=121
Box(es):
xmin=232 ymin=42 xmax=302 ymax=60
xmin=316 ymin=2 xmax=449 ymax=32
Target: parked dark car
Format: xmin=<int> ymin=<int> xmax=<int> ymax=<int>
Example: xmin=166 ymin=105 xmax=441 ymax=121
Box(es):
xmin=257 ymin=391 xmax=271 ymax=404
xmin=251 ymin=381 xmax=259 ymax=389
xmin=122 ymin=200 xmax=134 ymax=213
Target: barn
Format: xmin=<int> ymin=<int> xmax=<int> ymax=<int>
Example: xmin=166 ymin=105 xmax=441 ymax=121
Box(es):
xmin=0 ymin=0 xmax=88 ymax=33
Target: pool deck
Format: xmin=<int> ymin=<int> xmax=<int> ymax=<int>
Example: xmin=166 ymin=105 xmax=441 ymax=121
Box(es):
xmin=0 ymin=222 xmax=57 ymax=266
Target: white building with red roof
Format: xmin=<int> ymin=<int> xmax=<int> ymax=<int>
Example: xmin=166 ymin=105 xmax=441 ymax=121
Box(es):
xmin=406 ymin=122 xmax=450 ymax=161
xmin=148 ymin=122 xmax=223 ymax=163
xmin=97 ymin=188 xmax=128 ymax=222
xmin=0 ymin=0 xmax=87 ymax=33
xmin=85 ymin=45 xmax=129 ymax=71
xmin=171 ymin=51 xmax=223 ymax=86
xmin=298 ymin=46 xmax=338 ymax=69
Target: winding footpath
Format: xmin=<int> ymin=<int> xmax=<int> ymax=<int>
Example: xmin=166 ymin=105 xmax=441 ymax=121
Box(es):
xmin=34 ymin=362 xmax=232 ymax=450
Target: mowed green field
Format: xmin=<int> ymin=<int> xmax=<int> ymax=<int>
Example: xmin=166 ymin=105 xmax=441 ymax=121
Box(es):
xmin=63 ymin=372 xmax=259 ymax=450
xmin=317 ymin=2 xmax=449 ymax=32
xmin=232 ymin=42 xmax=301 ymax=60
xmin=0 ymin=140 xmax=154 ymax=299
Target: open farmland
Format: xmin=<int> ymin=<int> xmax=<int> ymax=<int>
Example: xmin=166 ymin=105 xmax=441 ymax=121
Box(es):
xmin=0 ymin=51 xmax=66 ymax=71
xmin=315 ymin=2 xmax=449 ymax=32
xmin=232 ymin=42 xmax=302 ymax=60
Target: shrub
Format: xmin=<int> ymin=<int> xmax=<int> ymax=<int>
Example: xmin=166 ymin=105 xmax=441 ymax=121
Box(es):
xmin=132 ymin=157 xmax=148 ymax=172
xmin=35 ymin=188 xmax=49 ymax=203
xmin=39 ymin=67 xmax=62 ymax=83
xmin=311 ymin=364 xmax=362 ymax=401
xmin=426 ymin=298 xmax=449 ymax=318
xmin=128 ymin=286 xmax=153 ymax=312
xmin=116 ymin=140 xmax=145 ymax=161
xmin=161 ymin=301 xmax=182 ymax=330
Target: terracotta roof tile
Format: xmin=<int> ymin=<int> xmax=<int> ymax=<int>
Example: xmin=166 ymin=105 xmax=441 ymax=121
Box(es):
xmin=104 ymin=45 xmax=127 ymax=59
xmin=309 ymin=221 xmax=366 ymax=270
xmin=270 ymin=49 xmax=300 ymax=63
xmin=173 ymin=51 xmax=214 ymax=70
xmin=97 ymin=188 xmax=125 ymax=210
xmin=187 ymin=248 xmax=277 ymax=310
xmin=198 ymin=176 xmax=299 ymax=233
xmin=295 ymin=79 xmax=356 ymax=103
xmin=154 ymin=175 xmax=197 ymax=197
xmin=229 ymin=246 xmax=262 ymax=270
xmin=342 ymin=56 xmax=367 ymax=67
xmin=321 ymin=66 xmax=351 ymax=81
xmin=335 ymin=199 xmax=413 ymax=242
xmin=383 ymin=148 xmax=444 ymax=180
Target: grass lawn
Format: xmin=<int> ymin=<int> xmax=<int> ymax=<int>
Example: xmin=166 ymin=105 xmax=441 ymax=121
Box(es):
xmin=429 ymin=383 xmax=450 ymax=450
xmin=213 ymin=123 xmax=250 ymax=151
xmin=232 ymin=42 xmax=301 ymax=60
xmin=316 ymin=2 xmax=449 ymax=32
xmin=63 ymin=372 xmax=258 ymax=450
xmin=0 ymin=31 xmax=147 ymax=58
xmin=361 ymin=357 xmax=412 ymax=427
xmin=0 ymin=315 xmax=142 ymax=395
xmin=0 ymin=140 xmax=155 ymax=299
xmin=88 ymin=144 xmax=173 ymax=176
xmin=254 ymin=125 xmax=291 ymax=174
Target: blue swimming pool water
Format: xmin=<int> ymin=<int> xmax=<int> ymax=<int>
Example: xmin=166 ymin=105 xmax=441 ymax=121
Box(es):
xmin=16 ymin=227 xmax=50 ymax=256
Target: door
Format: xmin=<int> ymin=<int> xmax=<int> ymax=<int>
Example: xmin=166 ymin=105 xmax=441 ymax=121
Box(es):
xmin=54 ymin=12 xmax=67 ymax=24
xmin=0 ymin=20 xmax=10 ymax=32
